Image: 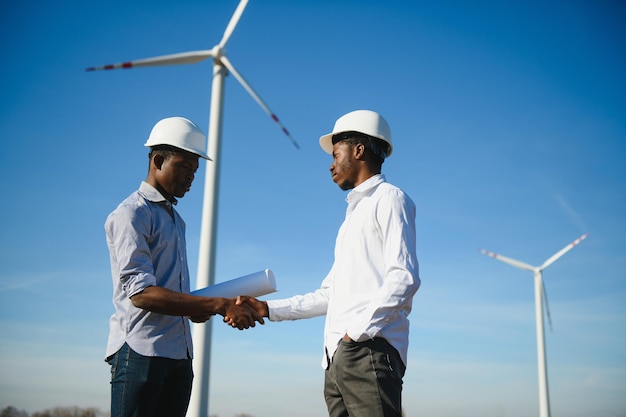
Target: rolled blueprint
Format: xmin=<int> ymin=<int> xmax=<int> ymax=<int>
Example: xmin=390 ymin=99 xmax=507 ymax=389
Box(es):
xmin=191 ymin=269 xmax=276 ymax=298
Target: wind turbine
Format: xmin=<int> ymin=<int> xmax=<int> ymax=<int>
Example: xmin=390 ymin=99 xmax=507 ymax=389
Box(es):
xmin=480 ymin=233 xmax=588 ymax=417
xmin=87 ymin=2 xmax=298 ymax=417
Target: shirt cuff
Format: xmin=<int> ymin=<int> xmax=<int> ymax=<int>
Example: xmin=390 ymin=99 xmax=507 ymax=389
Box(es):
xmin=123 ymin=272 xmax=156 ymax=298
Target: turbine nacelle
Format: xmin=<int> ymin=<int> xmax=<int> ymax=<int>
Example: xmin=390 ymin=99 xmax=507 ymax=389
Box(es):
xmin=211 ymin=45 xmax=225 ymax=62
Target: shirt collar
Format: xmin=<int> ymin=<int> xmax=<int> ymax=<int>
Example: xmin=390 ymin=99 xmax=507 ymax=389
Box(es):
xmin=346 ymin=174 xmax=386 ymax=204
xmin=139 ymin=181 xmax=178 ymax=206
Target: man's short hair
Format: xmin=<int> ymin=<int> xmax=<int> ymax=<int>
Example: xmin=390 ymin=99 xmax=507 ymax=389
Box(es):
xmin=148 ymin=144 xmax=183 ymax=160
xmin=331 ymin=131 xmax=389 ymax=163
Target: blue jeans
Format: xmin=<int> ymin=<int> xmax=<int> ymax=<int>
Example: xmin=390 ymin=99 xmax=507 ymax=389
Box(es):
xmin=107 ymin=343 xmax=193 ymax=417
xmin=324 ymin=338 xmax=406 ymax=417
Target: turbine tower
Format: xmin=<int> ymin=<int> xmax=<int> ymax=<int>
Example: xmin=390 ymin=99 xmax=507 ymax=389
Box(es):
xmin=87 ymin=2 xmax=298 ymax=416
xmin=480 ymin=233 xmax=587 ymax=417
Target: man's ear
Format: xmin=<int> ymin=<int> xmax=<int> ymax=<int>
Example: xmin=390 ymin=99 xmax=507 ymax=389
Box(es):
xmin=152 ymin=153 xmax=165 ymax=170
xmin=354 ymin=143 xmax=366 ymax=160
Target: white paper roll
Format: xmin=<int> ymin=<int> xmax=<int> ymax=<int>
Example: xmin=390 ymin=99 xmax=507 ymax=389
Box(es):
xmin=190 ymin=269 xmax=276 ymax=298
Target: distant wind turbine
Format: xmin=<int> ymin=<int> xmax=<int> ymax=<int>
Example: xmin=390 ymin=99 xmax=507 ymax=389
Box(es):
xmin=480 ymin=233 xmax=588 ymax=417
xmin=87 ymin=1 xmax=298 ymax=417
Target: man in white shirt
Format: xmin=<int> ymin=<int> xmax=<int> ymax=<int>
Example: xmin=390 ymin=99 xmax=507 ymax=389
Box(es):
xmin=232 ymin=110 xmax=420 ymax=417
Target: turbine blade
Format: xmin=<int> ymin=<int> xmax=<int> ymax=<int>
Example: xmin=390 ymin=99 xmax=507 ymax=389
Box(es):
xmin=540 ymin=233 xmax=588 ymax=270
xmin=480 ymin=249 xmax=536 ymax=271
xmin=219 ymin=0 xmax=249 ymax=49
xmin=541 ymin=277 xmax=553 ymax=332
xmin=86 ymin=50 xmax=213 ymax=71
xmin=221 ymin=56 xmax=300 ymax=149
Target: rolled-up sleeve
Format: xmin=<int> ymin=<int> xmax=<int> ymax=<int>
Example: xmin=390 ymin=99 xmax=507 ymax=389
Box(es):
xmin=106 ymin=202 xmax=157 ymax=298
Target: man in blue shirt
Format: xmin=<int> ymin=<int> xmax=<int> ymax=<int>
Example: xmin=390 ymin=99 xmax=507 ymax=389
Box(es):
xmin=105 ymin=117 xmax=263 ymax=417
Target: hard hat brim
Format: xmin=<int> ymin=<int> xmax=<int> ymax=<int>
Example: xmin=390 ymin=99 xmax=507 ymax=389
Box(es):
xmin=319 ymin=133 xmax=334 ymax=155
xmin=180 ymin=146 xmax=212 ymax=161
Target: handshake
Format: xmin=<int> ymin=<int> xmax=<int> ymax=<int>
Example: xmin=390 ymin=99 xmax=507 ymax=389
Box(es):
xmin=190 ymin=296 xmax=268 ymax=330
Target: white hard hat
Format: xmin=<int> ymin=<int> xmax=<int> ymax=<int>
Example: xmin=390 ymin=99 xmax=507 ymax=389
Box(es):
xmin=144 ymin=117 xmax=210 ymax=160
xmin=319 ymin=110 xmax=393 ymax=157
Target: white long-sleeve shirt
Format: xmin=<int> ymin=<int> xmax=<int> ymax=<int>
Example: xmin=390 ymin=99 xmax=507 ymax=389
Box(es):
xmin=268 ymin=174 xmax=420 ymax=368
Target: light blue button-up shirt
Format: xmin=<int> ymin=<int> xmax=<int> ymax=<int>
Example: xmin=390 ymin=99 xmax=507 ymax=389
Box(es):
xmin=105 ymin=181 xmax=193 ymax=360
xmin=268 ymin=174 xmax=420 ymax=368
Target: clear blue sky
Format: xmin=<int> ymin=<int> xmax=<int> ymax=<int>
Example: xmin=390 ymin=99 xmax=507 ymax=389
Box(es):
xmin=1 ymin=1 xmax=624 ymax=416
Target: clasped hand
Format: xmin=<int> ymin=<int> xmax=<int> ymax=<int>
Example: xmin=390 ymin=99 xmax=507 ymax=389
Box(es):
xmin=223 ymin=295 xmax=269 ymax=330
